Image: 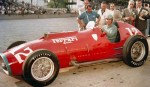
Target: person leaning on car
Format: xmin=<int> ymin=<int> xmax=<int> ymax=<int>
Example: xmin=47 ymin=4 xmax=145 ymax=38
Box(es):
xmin=77 ymin=3 xmax=100 ymax=31
xmin=101 ymin=14 xmax=118 ymax=43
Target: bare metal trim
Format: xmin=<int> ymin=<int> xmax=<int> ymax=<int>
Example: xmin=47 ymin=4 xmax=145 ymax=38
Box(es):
xmin=114 ymin=47 xmax=123 ymax=50
xmin=71 ymin=58 xmax=121 ymax=67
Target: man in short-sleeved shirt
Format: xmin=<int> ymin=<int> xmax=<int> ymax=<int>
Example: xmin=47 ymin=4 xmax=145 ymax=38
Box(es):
xmin=77 ymin=3 xmax=100 ymax=30
xmin=78 ymin=11 xmax=100 ymax=25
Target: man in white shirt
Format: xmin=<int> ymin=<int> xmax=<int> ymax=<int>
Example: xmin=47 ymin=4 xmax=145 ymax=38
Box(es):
xmin=98 ymin=1 xmax=112 ymax=28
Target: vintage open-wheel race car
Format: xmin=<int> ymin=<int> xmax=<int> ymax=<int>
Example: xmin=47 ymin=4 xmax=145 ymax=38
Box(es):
xmin=0 ymin=21 xmax=149 ymax=86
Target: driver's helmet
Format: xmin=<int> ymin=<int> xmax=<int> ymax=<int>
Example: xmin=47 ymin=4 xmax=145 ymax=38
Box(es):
xmin=106 ymin=14 xmax=113 ymax=20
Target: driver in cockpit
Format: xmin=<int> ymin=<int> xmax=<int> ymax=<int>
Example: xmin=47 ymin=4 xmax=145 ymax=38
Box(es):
xmin=101 ymin=14 xmax=118 ymax=42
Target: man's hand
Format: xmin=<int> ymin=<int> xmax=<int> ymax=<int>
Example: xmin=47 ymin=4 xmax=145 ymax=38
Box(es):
xmin=140 ymin=12 xmax=144 ymax=17
xmin=101 ymin=31 xmax=106 ymax=37
xmin=125 ymin=17 xmax=130 ymax=20
xmin=80 ymin=23 xmax=86 ymax=28
xmin=95 ymin=22 xmax=99 ymax=27
xmin=129 ymin=16 xmax=135 ymax=21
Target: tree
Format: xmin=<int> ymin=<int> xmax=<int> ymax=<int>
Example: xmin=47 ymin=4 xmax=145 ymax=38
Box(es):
xmin=48 ymin=0 xmax=66 ymax=8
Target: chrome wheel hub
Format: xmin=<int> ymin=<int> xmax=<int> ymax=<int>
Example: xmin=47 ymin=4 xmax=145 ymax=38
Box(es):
xmin=131 ymin=41 xmax=145 ymax=62
xmin=31 ymin=57 xmax=54 ymax=81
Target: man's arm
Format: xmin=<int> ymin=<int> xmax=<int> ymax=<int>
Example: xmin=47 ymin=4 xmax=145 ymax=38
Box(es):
xmin=77 ymin=18 xmax=86 ymax=28
xmin=122 ymin=9 xmax=127 ymax=21
xmin=95 ymin=13 xmax=100 ymax=26
xmin=140 ymin=8 xmax=150 ymax=19
xmin=95 ymin=17 xmax=100 ymax=27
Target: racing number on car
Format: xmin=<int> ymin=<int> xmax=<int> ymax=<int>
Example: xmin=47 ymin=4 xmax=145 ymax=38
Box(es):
xmin=125 ymin=28 xmax=138 ymax=35
xmin=9 ymin=45 xmax=33 ymax=63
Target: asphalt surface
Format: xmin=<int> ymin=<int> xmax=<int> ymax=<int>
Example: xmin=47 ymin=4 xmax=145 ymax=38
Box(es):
xmin=0 ymin=18 xmax=150 ymax=87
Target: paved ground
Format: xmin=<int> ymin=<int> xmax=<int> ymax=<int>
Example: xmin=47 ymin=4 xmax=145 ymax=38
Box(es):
xmin=0 ymin=14 xmax=78 ymax=20
xmin=0 ymin=18 xmax=150 ymax=87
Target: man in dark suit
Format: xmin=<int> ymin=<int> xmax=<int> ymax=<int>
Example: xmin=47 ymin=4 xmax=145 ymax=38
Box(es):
xmin=135 ymin=0 xmax=150 ymax=35
xmin=144 ymin=3 xmax=150 ymax=36
xmin=122 ymin=0 xmax=137 ymax=26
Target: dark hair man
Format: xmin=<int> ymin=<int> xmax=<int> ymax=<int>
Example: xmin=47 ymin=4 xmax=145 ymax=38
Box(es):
xmin=98 ymin=1 xmax=112 ymax=27
xmin=77 ymin=3 xmax=100 ymax=31
xmin=135 ymin=0 xmax=150 ymax=35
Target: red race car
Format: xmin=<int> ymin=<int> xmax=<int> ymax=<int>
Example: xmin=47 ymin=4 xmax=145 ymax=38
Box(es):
xmin=0 ymin=21 xmax=149 ymax=86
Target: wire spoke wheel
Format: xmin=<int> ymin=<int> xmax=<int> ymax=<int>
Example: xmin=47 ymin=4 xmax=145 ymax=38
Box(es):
xmin=131 ymin=41 xmax=145 ymax=62
xmin=31 ymin=57 xmax=55 ymax=81
xmin=123 ymin=35 xmax=148 ymax=67
xmin=23 ymin=50 xmax=59 ymax=86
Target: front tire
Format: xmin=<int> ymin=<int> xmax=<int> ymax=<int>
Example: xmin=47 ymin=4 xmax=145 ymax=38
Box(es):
xmin=22 ymin=49 xmax=59 ymax=86
xmin=123 ymin=35 xmax=148 ymax=67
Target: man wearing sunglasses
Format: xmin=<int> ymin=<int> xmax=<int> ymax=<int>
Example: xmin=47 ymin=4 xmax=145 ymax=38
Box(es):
xmin=77 ymin=3 xmax=100 ymax=31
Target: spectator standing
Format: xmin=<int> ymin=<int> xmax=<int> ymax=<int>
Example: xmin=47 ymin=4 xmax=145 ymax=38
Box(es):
xmin=144 ymin=3 xmax=150 ymax=36
xmin=135 ymin=0 xmax=150 ymax=35
xmin=98 ymin=1 xmax=112 ymax=28
xmin=77 ymin=3 xmax=100 ymax=31
xmin=77 ymin=0 xmax=89 ymax=15
xmin=122 ymin=0 xmax=137 ymax=26
xmin=109 ymin=3 xmax=122 ymax=21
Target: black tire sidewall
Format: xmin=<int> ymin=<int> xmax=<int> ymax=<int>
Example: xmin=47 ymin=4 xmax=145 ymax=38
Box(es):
xmin=22 ymin=49 xmax=59 ymax=86
xmin=7 ymin=41 xmax=26 ymax=50
xmin=123 ymin=35 xmax=148 ymax=67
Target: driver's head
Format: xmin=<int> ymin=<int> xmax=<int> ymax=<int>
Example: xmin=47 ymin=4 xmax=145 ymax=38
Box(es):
xmin=106 ymin=14 xmax=113 ymax=25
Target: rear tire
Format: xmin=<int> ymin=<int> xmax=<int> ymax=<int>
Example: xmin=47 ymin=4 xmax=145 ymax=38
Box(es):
xmin=22 ymin=49 xmax=59 ymax=86
xmin=7 ymin=41 xmax=26 ymax=50
xmin=123 ymin=35 xmax=148 ymax=67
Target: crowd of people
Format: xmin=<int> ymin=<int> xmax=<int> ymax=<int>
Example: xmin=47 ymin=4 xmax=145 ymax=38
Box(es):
xmin=0 ymin=1 xmax=46 ymax=15
xmin=77 ymin=0 xmax=150 ymax=42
